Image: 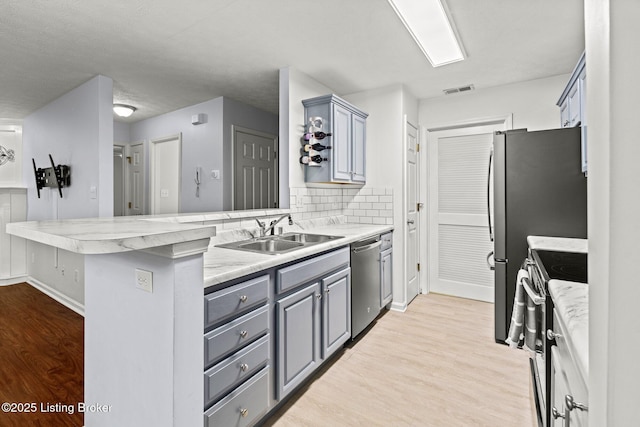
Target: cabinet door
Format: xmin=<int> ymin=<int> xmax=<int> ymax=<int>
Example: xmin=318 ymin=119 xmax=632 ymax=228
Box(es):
xmin=332 ymin=104 xmax=352 ymax=182
xmin=276 ymin=283 xmax=321 ymax=400
xmin=559 ymin=99 xmax=570 ymax=128
xmin=351 ymin=114 xmax=366 ymax=183
xmin=321 ymin=267 xmax=351 ymax=358
xmin=568 ymin=83 xmax=581 ymax=127
xmin=380 ymin=249 xmax=393 ymax=307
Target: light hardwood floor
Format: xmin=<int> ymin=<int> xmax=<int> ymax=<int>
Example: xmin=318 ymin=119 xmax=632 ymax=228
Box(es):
xmin=263 ymin=293 xmax=534 ymax=427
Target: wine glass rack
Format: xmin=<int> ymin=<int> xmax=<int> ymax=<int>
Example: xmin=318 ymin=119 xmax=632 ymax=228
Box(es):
xmin=299 ymin=116 xmax=331 ymax=167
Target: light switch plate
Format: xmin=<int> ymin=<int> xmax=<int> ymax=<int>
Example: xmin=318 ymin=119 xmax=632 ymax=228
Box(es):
xmin=135 ymin=268 xmax=153 ymax=293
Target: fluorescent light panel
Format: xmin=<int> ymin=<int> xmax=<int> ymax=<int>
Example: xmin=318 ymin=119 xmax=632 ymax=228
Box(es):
xmin=388 ymin=0 xmax=464 ymax=67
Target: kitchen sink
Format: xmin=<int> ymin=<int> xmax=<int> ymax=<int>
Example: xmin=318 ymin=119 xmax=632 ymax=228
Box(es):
xmin=278 ymin=232 xmax=342 ymax=244
xmin=216 ymin=233 xmax=343 ymax=255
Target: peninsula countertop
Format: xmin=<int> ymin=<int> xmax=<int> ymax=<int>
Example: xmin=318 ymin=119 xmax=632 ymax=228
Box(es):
xmin=6 ymin=216 xmax=216 ymax=254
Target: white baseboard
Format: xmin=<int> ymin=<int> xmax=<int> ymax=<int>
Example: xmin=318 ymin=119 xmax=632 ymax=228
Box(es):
xmin=27 ymin=277 xmax=85 ymax=317
xmin=430 ymin=279 xmax=494 ymax=303
xmin=0 ymin=276 xmax=28 ymax=286
xmin=389 ymin=301 xmax=407 ymax=312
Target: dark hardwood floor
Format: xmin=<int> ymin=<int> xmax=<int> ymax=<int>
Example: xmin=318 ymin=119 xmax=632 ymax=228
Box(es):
xmin=0 ymin=283 xmax=84 ymax=427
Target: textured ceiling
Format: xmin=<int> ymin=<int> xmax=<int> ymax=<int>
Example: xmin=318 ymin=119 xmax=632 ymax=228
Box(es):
xmin=0 ymin=0 xmax=584 ymax=123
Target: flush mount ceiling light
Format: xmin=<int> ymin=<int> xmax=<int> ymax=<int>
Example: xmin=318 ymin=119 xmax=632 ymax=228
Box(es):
xmin=113 ymin=104 xmax=137 ymax=118
xmin=387 ymin=0 xmax=465 ymax=67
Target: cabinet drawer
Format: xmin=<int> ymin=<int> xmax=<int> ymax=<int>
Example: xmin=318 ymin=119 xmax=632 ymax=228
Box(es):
xmin=276 ymin=247 xmax=349 ymax=294
xmin=204 ymin=367 xmax=270 ymax=427
xmin=204 ymin=334 xmax=270 ymax=408
xmin=204 ymin=275 xmax=269 ymax=329
xmin=204 ymin=305 xmax=269 ymax=368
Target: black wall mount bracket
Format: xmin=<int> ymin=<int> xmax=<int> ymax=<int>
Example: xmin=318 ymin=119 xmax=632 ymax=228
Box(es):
xmin=32 ymin=154 xmax=71 ymax=198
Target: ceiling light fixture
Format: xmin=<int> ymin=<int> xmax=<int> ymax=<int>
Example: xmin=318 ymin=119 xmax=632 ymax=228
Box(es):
xmin=387 ymin=0 xmax=465 ymax=67
xmin=113 ymin=104 xmax=137 ymax=118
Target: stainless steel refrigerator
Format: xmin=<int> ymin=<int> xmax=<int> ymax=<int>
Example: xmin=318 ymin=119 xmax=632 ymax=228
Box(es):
xmin=490 ymin=127 xmax=587 ymax=343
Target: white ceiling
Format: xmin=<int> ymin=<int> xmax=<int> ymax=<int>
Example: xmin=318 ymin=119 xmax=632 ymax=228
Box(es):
xmin=0 ymin=0 xmax=584 ymax=123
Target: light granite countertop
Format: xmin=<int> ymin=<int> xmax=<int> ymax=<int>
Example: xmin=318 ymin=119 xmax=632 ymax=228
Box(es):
xmin=6 ymin=216 xmax=216 ymax=254
xmin=5 ymin=209 xmax=292 ymax=254
xmin=548 ymin=280 xmax=589 ymax=382
xmin=527 ymin=235 xmax=588 ymax=253
xmin=203 ymin=222 xmax=393 ymax=288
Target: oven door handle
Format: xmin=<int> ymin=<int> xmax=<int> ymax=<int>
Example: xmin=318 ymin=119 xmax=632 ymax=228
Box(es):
xmin=521 ymin=277 xmax=545 ymax=305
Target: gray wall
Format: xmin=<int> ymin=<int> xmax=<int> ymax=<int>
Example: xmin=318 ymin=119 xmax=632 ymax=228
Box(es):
xmin=23 ymin=75 xmax=114 ymax=221
xmin=129 ymin=96 xmax=278 ymax=213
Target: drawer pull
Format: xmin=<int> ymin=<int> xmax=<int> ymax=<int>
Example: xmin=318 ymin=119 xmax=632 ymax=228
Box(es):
xmin=240 ymin=408 xmax=248 ymax=418
xmin=316 ymin=294 xmax=322 ymax=300
xmin=325 ymin=288 xmax=330 ymax=294
xmin=240 ymin=363 xmax=249 ymax=372
xmin=239 ymin=330 xmax=248 ymax=338
xmin=239 ymin=295 xmax=248 ymax=303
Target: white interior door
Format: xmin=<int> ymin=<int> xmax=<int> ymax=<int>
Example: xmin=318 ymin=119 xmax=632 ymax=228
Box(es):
xmin=150 ymin=134 xmax=181 ymax=215
xmin=405 ymin=119 xmax=420 ymax=304
xmin=233 ymin=126 xmax=278 ymax=210
xmin=128 ymin=142 xmax=145 ymax=215
xmin=427 ymin=121 xmax=508 ymax=302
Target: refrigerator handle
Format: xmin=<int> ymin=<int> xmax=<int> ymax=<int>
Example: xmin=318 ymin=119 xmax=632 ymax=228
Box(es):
xmin=487 ymin=147 xmax=494 ymax=242
xmin=486 ymin=251 xmax=495 ymax=271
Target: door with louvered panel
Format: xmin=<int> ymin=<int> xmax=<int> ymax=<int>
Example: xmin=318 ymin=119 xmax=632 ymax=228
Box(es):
xmin=427 ymin=122 xmax=506 ymax=302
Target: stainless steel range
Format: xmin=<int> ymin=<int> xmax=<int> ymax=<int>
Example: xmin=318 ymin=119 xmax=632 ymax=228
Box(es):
xmin=527 ymin=249 xmax=588 ymax=427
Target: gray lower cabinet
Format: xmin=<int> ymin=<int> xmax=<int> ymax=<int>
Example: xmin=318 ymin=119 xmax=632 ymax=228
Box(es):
xmin=380 ymin=232 xmax=393 ymax=308
xmin=203 ymin=274 xmax=271 ymax=427
xmin=321 ymin=267 xmax=351 ymax=358
xmin=202 ymin=247 xmax=352 ymax=425
xmin=275 ymin=247 xmax=351 ymax=400
xmin=276 ymin=282 xmax=321 ymax=399
xmin=204 ymin=366 xmax=270 ymax=427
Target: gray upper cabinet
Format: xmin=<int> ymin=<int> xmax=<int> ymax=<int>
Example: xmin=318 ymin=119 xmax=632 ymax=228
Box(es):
xmin=302 ymin=94 xmax=368 ymax=184
xmin=557 ymin=51 xmax=587 ymax=173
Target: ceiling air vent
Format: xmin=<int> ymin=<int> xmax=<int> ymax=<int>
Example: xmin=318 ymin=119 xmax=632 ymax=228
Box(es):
xmin=443 ymin=84 xmax=475 ymax=95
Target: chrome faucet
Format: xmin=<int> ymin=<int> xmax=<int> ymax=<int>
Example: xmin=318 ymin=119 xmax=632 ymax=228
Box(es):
xmin=255 ymin=214 xmax=293 ymax=237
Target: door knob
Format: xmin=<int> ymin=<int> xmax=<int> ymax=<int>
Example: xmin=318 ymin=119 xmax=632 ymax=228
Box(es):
xmin=407 ymin=219 xmax=415 ymax=225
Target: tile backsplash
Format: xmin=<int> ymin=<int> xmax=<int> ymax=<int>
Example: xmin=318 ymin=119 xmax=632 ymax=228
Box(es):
xmin=289 ymin=187 xmax=393 ymax=225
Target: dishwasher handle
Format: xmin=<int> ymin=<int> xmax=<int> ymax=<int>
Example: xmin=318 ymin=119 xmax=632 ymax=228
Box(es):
xmin=352 ymin=240 xmax=382 ymax=254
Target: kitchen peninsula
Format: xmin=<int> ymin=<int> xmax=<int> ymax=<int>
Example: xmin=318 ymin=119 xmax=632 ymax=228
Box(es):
xmin=7 ymin=210 xmax=392 ymax=427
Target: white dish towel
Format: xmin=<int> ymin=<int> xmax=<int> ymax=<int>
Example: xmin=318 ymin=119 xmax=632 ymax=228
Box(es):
xmin=505 ymin=268 xmax=537 ymax=352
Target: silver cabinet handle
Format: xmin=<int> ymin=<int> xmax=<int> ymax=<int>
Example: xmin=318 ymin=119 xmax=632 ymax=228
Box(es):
xmin=547 ymin=329 xmax=562 ymax=341
xmin=565 ymin=394 xmax=588 ymax=412
xmin=239 ymin=330 xmax=248 ymax=338
xmin=325 ymin=288 xmax=330 ymax=294
xmin=240 ymin=408 xmax=248 ymax=418
xmin=240 ymin=363 xmax=249 ymax=372
xmin=407 ymin=219 xmax=415 ymax=224
xmin=316 ymin=294 xmax=322 ymax=300
xmin=552 ymin=407 xmax=565 ymax=420
xmin=239 ymin=295 xmax=248 ymax=303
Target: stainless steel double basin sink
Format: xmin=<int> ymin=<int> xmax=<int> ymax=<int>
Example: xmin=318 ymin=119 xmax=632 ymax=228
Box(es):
xmin=216 ymin=232 xmax=343 ymax=254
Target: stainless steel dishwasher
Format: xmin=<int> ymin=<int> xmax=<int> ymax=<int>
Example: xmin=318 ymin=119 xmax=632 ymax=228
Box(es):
xmin=351 ymin=236 xmax=382 ymax=338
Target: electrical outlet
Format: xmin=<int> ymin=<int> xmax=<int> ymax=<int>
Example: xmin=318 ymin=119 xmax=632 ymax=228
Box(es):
xmin=74 ymin=269 xmax=80 ymax=283
xmin=135 ymin=269 xmax=153 ymax=293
